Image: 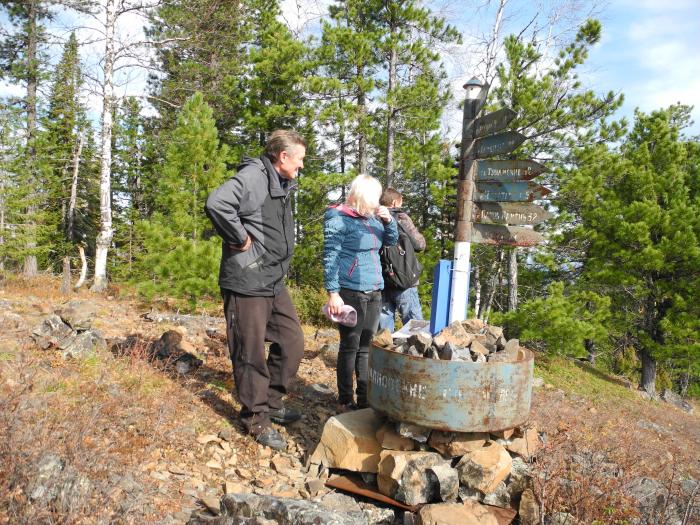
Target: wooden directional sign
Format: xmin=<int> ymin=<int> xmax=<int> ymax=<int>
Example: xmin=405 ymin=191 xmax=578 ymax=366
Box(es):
xmin=474 ymin=181 xmax=551 ymax=202
xmin=471 ymin=223 xmax=545 ymax=247
xmin=473 ymin=202 xmax=552 ymax=225
xmin=476 ymin=159 xmax=548 ymax=181
xmin=475 ymin=131 xmax=526 ymax=158
xmin=475 ymin=108 xmax=517 ymax=138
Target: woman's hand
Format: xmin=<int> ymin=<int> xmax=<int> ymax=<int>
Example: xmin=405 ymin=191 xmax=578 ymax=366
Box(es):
xmin=375 ymin=205 xmax=392 ymax=223
xmin=327 ymin=292 xmax=344 ymax=316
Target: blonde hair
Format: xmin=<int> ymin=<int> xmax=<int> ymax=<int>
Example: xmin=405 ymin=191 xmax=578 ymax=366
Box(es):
xmin=346 ymin=174 xmax=382 ymax=216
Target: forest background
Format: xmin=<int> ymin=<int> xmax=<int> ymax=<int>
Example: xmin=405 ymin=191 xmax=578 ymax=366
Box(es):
xmin=0 ymin=0 xmax=698 ymax=400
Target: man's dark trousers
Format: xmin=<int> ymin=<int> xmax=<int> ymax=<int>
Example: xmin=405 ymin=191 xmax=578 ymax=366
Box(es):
xmin=223 ymin=287 xmax=304 ymax=433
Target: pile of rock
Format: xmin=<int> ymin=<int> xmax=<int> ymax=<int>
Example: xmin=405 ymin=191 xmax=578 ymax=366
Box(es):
xmin=373 ymin=319 xmax=526 ymax=364
xmin=31 ymin=300 xmax=106 ymax=358
xmin=309 ymin=408 xmax=540 ymax=525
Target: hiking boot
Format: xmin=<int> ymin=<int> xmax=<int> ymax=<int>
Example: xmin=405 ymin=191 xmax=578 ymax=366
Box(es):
xmin=269 ymin=406 xmax=302 ymax=425
xmin=252 ymin=426 xmax=286 ymax=450
xmin=335 ymin=401 xmax=358 ymax=414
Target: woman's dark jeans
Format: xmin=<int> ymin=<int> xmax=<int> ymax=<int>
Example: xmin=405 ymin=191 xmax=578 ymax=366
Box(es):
xmin=336 ymin=288 xmax=382 ymax=406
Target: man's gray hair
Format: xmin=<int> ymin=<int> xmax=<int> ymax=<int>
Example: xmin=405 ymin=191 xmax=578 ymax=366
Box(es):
xmin=264 ymin=130 xmax=307 ymax=163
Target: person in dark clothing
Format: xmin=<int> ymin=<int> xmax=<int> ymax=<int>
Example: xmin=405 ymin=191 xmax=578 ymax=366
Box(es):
xmin=205 ymin=130 xmax=306 ymax=450
xmin=378 ymin=188 xmax=426 ymax=332
xmin=323 ymin=175 xmax=399 ymax=412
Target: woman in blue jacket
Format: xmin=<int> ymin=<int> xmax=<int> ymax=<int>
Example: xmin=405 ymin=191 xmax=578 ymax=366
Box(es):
xmin=323 ymin=174 xmax=399 ymax=411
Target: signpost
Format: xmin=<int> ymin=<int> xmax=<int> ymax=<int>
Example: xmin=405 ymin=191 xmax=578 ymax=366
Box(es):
xmin=475 ymin=130 xmax=526 ymax=158
xmin=474 ymin=181 xmax=552 ymax=202
xmin=473 ymin=202 xmax=552 ymax=225
xmin=474 ymin=107 xmax=517 ymax=137
xmin=476 ymin=159 xmax=547 ymax=181
xmin=470 ymin=223 xmax=545 ymax=247
xmin=431 ymin=76 xmax=553 ymax=333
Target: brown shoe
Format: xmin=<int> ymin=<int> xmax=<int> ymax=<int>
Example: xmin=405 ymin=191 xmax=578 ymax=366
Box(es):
xmin=335 ymin=402 xmax=358 ymax=414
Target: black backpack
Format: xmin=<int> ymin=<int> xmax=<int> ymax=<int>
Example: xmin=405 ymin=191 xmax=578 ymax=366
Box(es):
xmin=380 ymin=214 xmax=424 ymax=290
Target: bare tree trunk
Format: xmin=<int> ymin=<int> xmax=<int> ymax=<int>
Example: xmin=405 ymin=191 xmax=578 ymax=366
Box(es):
xmin=67 ymin=133 xmax=84 ymax=243
xmin=0 ymin=170 xmax=5 ymax=271
xmin=357 ymin=65 xmax=367 ymax=174
xmin=585 ymin=339 xmax=596 ymax=364
xmin=639 ymin=348 xmax=657 ymax=395
xmin=508 ymin=247 xmax=518 ymax=311
xmin=484 ymin=0 xmax=508 ymax=82
xmin=473 ymin=263 xmax=481 ymax=318
xmin=679 ymin=369 xmax=689 ymax=397
xmin=91 ymin=0 xmax=117 ymax=292
xmin=75 ymin=245 xmax=87 ymax=289
xmin=23 ymin=0 xmax=39 ymax=277
xmin=60 ymin=256 xmax=71 ymax=295
xmin=480 ymin=248 xmax=504 ymax=321
xmin=385 ymin=42 xmax=397 ymax=187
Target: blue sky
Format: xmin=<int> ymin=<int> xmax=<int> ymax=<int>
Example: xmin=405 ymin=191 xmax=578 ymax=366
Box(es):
xmin=2 ymin=0 xmax=699 ymax=137
xmin=589 ymin=0 xmax=700 ymax=135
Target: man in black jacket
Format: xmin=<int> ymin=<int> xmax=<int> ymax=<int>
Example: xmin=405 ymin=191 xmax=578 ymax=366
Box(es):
xmin=205 ymin=130 xmax=306 ymax=450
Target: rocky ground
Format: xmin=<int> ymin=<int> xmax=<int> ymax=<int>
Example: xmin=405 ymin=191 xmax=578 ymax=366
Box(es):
xmin=0 ymin=277 xmax=698 ymax=524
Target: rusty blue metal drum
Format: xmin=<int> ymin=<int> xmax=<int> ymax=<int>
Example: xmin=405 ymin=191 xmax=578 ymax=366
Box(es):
xmin=368 ymin=345 xmax=534 ymax=432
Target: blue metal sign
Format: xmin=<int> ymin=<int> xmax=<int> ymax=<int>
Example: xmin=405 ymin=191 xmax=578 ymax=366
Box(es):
xmin=474 ymin=181 xmax=551 ymax=202
xmin=476 ymin=159 xmax=548 ymax=181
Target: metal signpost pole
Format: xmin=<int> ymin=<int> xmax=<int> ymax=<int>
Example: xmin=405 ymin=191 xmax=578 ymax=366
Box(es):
xmin=449 ymin=77 xmax=485 ymax=323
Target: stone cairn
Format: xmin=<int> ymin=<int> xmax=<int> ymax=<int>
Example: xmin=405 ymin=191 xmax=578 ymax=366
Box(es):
xmin=309 ymin=319 xmax=540 ymax=525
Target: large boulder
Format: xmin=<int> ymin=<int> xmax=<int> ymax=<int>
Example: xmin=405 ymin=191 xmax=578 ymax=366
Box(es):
xmin=505 ymin=425 xmax=540 ymax=458
xmin=55 ymin=300 xmax=97 ymax=331
xmin=428 ymin=431 xmax=488 ymax=458
xmin=433 ymin=321 xmax=473 ymax=349
xmin=187 ymin=492 xmax=367 ymax=524
xmin=376 ymin=422 xmax=415 ymax=451
xmin=32 ymin=315 xmax=74 ymax=349
xmin=660 ymin=389 xmax=693 ymax=414
xmin=60 ymin=330 xmax=107 ymax=358
xmin=308 ymin=409 xmax=383 ymax=473
xmin=518 ymin=488 xmax=540 ymax=525
xmin=456 ymin=441 xmax=512 ymax=494
xmin=377 ymin=450 xmax=446 ymax=504
xmin=418 ymin=501 xmax=516 ymax=525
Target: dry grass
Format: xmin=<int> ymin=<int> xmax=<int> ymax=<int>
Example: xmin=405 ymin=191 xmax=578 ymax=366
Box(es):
xmin=0 ymin=339 xmax=202 ymax=524
xmin=2 ymin=275 xmax=699 ymax=524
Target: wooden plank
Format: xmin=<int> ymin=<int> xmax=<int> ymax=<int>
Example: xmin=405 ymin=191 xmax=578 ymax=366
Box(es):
xmin=475 ymin=131 xmax=526 ymax=158
xmin=473 ymin=202 xmax=552 ymax=225
xmin=474 ymin=181 xmax=551 ymax=202
xmin=470 ymin=223 xmax=545 ymax=247
xmin=325 ymin=474 xmax=421 ymax=512
xmin=476 ymin=159 xmax=548 ymax=181
xmin=475 ymin=107 xmax=517 ymax=138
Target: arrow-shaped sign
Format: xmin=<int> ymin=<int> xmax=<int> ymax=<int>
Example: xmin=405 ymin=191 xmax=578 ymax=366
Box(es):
xmin=475 ymin=131 xmax=526 ymax=158
xmin=473 ymin=202 xmax=552 ymax=226
xmin=475 ymin=107 xmax=517 ymax=138
xmin=470 ymin=223 xmax=545 ymax=247
xmin=474 ymin=181 xmax=551 ymax=202
xmin=476 ymin=159 xmax=548 ymax=181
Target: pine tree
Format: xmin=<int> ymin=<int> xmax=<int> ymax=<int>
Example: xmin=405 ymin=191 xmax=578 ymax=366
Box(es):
xmin=475 ymin=19 xmax=625 ymax=317
xmin=315 ymin=0 xmax=383 ymax=174
xmin=110 ymin=96 xmax=150 ymax=279
xmin=39 ymin=32 xmax=91 ymax=270
xmin=0 ymin=0 xmax=54 ymax=275
xmin=564 ymin=105 xmax=700 ymax=394
xmin=135 ymin=93 xmax=230 ymax=307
